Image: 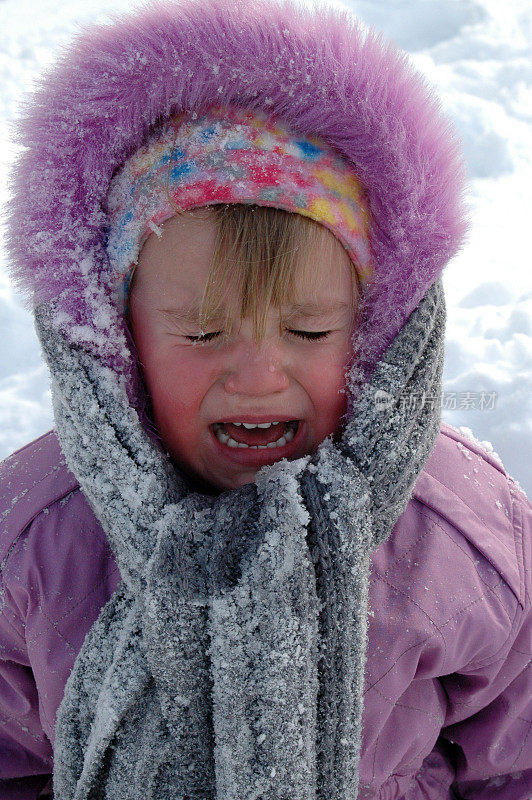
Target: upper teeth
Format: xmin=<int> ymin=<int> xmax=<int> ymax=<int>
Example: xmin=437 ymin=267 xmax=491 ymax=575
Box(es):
xmin=213 ymin=420 xmax=298 ymax=449
xmin=234 ymin=422 xmax=280 ymax=429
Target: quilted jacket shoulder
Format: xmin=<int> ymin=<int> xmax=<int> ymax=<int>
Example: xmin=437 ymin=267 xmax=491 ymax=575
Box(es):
xmin=0 ymin=431 xmax=78 ymax=567
xmin=415 ymin=421 xmax=526 ymax=609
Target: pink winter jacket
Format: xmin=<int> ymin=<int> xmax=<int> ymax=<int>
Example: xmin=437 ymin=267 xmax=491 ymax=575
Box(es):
xmin=0 ymin=420 xmax=530 ymax=800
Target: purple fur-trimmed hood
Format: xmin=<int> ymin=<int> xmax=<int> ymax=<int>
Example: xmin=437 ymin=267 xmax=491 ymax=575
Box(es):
xmin=5 ymin=0 xmax=468 ymax=396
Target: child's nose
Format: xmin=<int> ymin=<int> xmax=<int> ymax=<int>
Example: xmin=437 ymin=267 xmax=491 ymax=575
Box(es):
xmin=223 ymin=342 xmax=290 ymax=396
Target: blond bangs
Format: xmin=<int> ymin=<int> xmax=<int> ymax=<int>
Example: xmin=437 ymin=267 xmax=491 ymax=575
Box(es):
xmin=164 ymin=201 xmax=361 ymax=343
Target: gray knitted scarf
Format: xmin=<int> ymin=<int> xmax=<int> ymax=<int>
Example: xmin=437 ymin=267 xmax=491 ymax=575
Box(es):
xmin=34 ymin=277 xmax=445 ymax=800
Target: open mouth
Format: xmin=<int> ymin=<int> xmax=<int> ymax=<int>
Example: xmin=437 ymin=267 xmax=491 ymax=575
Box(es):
xmin=209 ymin=419 xmax=304 ymax=465
xmin=212 ymin=420 xmax=299 ymax=449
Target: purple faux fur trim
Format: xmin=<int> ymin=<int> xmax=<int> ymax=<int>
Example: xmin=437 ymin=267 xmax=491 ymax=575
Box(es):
xmin=5 ymin=0 xmax=468 ymax=386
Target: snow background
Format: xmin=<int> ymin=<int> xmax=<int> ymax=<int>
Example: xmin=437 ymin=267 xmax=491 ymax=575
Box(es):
xmin=0 ymin=0 xmax=530 ymax=496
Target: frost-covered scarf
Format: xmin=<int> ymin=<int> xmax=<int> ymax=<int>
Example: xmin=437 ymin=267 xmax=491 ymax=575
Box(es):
xmin=35 ymin=276 xmax=445 ymax=800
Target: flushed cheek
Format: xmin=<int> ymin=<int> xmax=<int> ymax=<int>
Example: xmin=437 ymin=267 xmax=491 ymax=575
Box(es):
xmin=144 ymin=351 xmax=211 ymax=440
xmin=305 ymin=356 xmax=350 ymax=430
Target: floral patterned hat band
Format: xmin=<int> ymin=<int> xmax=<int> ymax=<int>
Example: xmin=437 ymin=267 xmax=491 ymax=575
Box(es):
xmin=105 ymin=104 xmax=374 ymax=317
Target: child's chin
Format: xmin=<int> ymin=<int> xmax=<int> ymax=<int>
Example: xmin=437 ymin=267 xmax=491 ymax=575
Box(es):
xmin=173 ymin=460 xmax=256 ymax=496
xmin=168 ymin=458 xmax=220 ymax=495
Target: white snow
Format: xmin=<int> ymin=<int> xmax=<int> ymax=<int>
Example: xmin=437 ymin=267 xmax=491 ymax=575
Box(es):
xmin=0 ymin=0 xmax=530 ymax=498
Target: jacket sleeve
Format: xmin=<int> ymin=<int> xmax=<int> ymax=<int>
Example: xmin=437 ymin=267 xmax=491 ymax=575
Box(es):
xmin=437 ymin=480 xmax=532 ymax=800
xmin=0 ymin=570 xmax=54 ymax=799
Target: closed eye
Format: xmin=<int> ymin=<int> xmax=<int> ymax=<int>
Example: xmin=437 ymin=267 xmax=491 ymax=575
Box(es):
xmin=186 ymin=331 xmax=222 ymax=343
xmin=185 ymin=329 xmax=332 ymax=343
xmin=289 ymin=329 xmax=331 ymax=341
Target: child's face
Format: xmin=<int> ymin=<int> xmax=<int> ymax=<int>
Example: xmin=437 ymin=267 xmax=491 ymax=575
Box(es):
xmin=129 ymin=210 xmax=356 ymax=492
